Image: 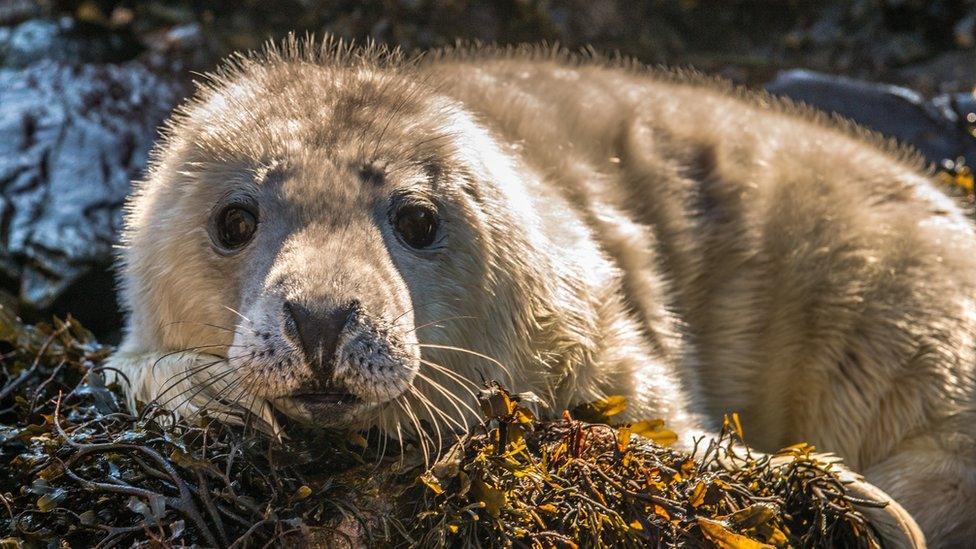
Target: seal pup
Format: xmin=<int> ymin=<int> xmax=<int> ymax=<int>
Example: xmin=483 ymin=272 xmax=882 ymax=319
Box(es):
xmin=108 ymin=38 xmax=973 ymax=545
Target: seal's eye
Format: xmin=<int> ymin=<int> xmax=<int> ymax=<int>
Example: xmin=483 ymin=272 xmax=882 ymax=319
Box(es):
xmin=214 ymin=205 xmax=257 ymax=251
xmin=394 ymin=204 xmax=439 ymax=249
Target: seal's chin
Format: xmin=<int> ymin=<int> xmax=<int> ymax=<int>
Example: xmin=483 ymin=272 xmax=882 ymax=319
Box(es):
xmin=272 ymin=391 xmax=364 ymax=425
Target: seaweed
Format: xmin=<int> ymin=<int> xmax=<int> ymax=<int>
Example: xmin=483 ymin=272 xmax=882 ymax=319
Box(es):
xmin=405 ymin=383 xmax=883 ymax=548
xmin=1 ymin=309 xmax=884 ymax=547
xmin=0 ymin=307 xmax=392 ymax=547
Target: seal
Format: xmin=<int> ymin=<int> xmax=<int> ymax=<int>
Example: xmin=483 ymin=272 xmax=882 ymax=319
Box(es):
xmin=108 ymin=38 xmax=974 ymax=545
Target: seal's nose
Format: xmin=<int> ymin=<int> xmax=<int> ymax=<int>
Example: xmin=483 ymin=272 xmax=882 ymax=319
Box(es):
xmin=282 ymin=300 xmax=357 ymax=373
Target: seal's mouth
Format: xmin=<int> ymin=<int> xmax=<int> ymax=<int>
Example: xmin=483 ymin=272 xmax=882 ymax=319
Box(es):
xmin=232 ymin=300 xmax=420 ymax=427
xmin=286 ymin=392 xmax=360 ymax=407
xmin=271 ymin=389 xmax=369 ymax=426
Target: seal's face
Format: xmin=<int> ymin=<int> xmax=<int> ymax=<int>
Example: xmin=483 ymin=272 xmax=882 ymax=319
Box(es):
xmin=119 ymin=55 xmax=546 ymax=434
xmin=176 ymin=123 xmax=460 ymax=426
xmin=208 ymin=157 xmax=436 ymax=425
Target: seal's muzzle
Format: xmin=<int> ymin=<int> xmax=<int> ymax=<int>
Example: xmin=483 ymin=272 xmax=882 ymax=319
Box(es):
xmin=282 ymin=299 xmax=358 ymax=378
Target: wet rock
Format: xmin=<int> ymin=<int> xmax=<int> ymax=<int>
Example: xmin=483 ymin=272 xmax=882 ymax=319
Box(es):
xmin=0 ymin=19 xmax=61 ymax=66
xmin=895 ymin=49 xmax=976 ymax=94
xmin=943 ymin=91 xmax=976 ymax=134
xmin=932 ymin=90 xmax=976 ymax=137
xmin=955 ymin=11 xmax=976 ymax=48
xmin=0 ymin=59 xmax=181 ymax=332
xmin=766 ymin=69 xmax=976 ymax=167
xmin=0 ymin=17 xmax=141 ymax=67
xmin=0 ymin=0 xmax=49 ymax=26
xmin=139 ymin=22 xmax=216 ymax=76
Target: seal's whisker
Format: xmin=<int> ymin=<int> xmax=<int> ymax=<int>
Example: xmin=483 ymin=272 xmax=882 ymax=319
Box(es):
xmin=151 ymin=350 xmax=250 ymax=405
xmin=159 ymin=363 xmax=241 ymax=414
xmin=144 ymin=365 xmax=234 ymax=422
xmin=188 ymin=365 xmax=258 ymax=416
xmin=419 ymin=358 xmax=483 ymax=392
xmin=414 ymin=371 xmax=478 ymax=426
xmin=182 ymin=373 xmax=251 ymax=425
xmin=414 ymin=371 xmax=474 ymax=423
xmin=393 ymin=419 xmax=406 ymax=468
xmin=222 ymin=305 xmax=252 ymax=325
xmin=418 ymin=360 xmax=481 ymax=395
xmin=410 ymin=129 xmax=462 ymax=152
xmin=151 ymin=346 xmax=241 ymax=382
xmin=396 ymin=397 xmax=431 ymax=467
xmin=417 ymin=343 xmax=515 ymax=384
xmin=150 ymin=344 xmax=244 ymax=378
xmin=186 ymin=367 xmax=264 ymax=436
xmin=184 ymin=381 xmax=243 ymax=422
xmin=162 ymin=320 xmax=244 ymax=335
xmin=409 ymin=392 xmax=450 ymax=462
xmin=154 ymin=352 xmax=253 ymax=412
xmin=400 ymin=315 xmax=477 ymax=335
xmin=408 ymin=388 xmax=446 ymax=455
xmin=149 ymin=357 xmax=231 ymax=412
xmin=369 ymin=84 xmax=421 ymax=159
xmin=410 ymin=384 xmax=466 ymax=434
xmin=238 ymin=370 xmax=274 ymax=439
xmin=389 ymin=299 xmax=460 ymax=326
xmin=401 ymin=393 xmax=434 ymax=467
xmin=369 ymin=407 xmax=393 ymax=471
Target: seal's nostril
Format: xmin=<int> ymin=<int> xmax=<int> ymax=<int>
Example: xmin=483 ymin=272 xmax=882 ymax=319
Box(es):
xmin=282 ymin=300 xmax=356 ymax=375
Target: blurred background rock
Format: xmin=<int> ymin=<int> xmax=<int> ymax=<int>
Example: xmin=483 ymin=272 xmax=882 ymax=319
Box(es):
xmin=1 ymin=0 xmax=974 ymax=339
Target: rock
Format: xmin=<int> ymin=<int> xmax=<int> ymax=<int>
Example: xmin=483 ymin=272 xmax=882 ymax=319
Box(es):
xmin=0 ymin=0 xmax=48 ymax=26
xmin=0 ymin=18 xmax=61 ymax=66
xmin=0 ymin=59 xmax=181 ymax=332
xmin=932 ymin=90 xmax=976 ymax=138
xmin=895 ymin=49 xmax=976 ymax=95
xmin=139 ymin=22 xmax=215 ymax=76
xmin=766 ymin=69 xmax=976 ymax=168
xmin=955 ymin=11 xmax=976 ymax=48
xmin=0 ymin=17 xmax=141 ymax=67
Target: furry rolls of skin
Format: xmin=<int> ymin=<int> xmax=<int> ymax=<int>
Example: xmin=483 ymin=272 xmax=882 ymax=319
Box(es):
xmin=108 ymin=38 xmax=974 ymax=545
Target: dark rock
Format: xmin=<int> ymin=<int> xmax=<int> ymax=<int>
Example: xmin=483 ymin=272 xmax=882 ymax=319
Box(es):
xmin=945 ymin=91 xmax=976 ymax=133
xmin=0 ymin=17 xmax=141 ymax=67
xmin=139 ymin=22 xmax=216 ymax=76
xmin=0 ymin=0 xmax=48 ymax=26
xmin=955 ymin=11 xmax=976 ymax=48
xmin=0 ymin=18 xmax=61 ymax=66
xmin=895 ymin=49 xmax=976 ymax=94
xmin=766 ymin=69 xmax=976 ymax=167
xmin=932 ymin=90 xmax=976 ymax=134
xmin=0 ymin=59 xmax=181 ymax=332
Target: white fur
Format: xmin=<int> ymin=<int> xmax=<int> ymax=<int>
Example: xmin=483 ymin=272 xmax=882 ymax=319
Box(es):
xmin=109 ymin=39 xmax=973 ymax=545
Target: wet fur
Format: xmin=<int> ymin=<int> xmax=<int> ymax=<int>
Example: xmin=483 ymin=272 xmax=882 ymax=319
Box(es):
xmin=109 ymin=38 xmax=975 ymax=544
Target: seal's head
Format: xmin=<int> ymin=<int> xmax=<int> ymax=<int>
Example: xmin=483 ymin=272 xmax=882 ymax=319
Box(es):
xmin=111 ymin=38 xmax=625 ymax=438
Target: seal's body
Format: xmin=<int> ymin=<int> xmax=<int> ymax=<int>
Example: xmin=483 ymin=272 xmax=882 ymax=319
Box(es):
xmin=109 ymin=41 xmax=975 ymax=544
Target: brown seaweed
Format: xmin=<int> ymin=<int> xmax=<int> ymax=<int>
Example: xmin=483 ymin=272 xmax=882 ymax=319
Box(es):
xmin=1 ymin=311 xmax=883 ymax=548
